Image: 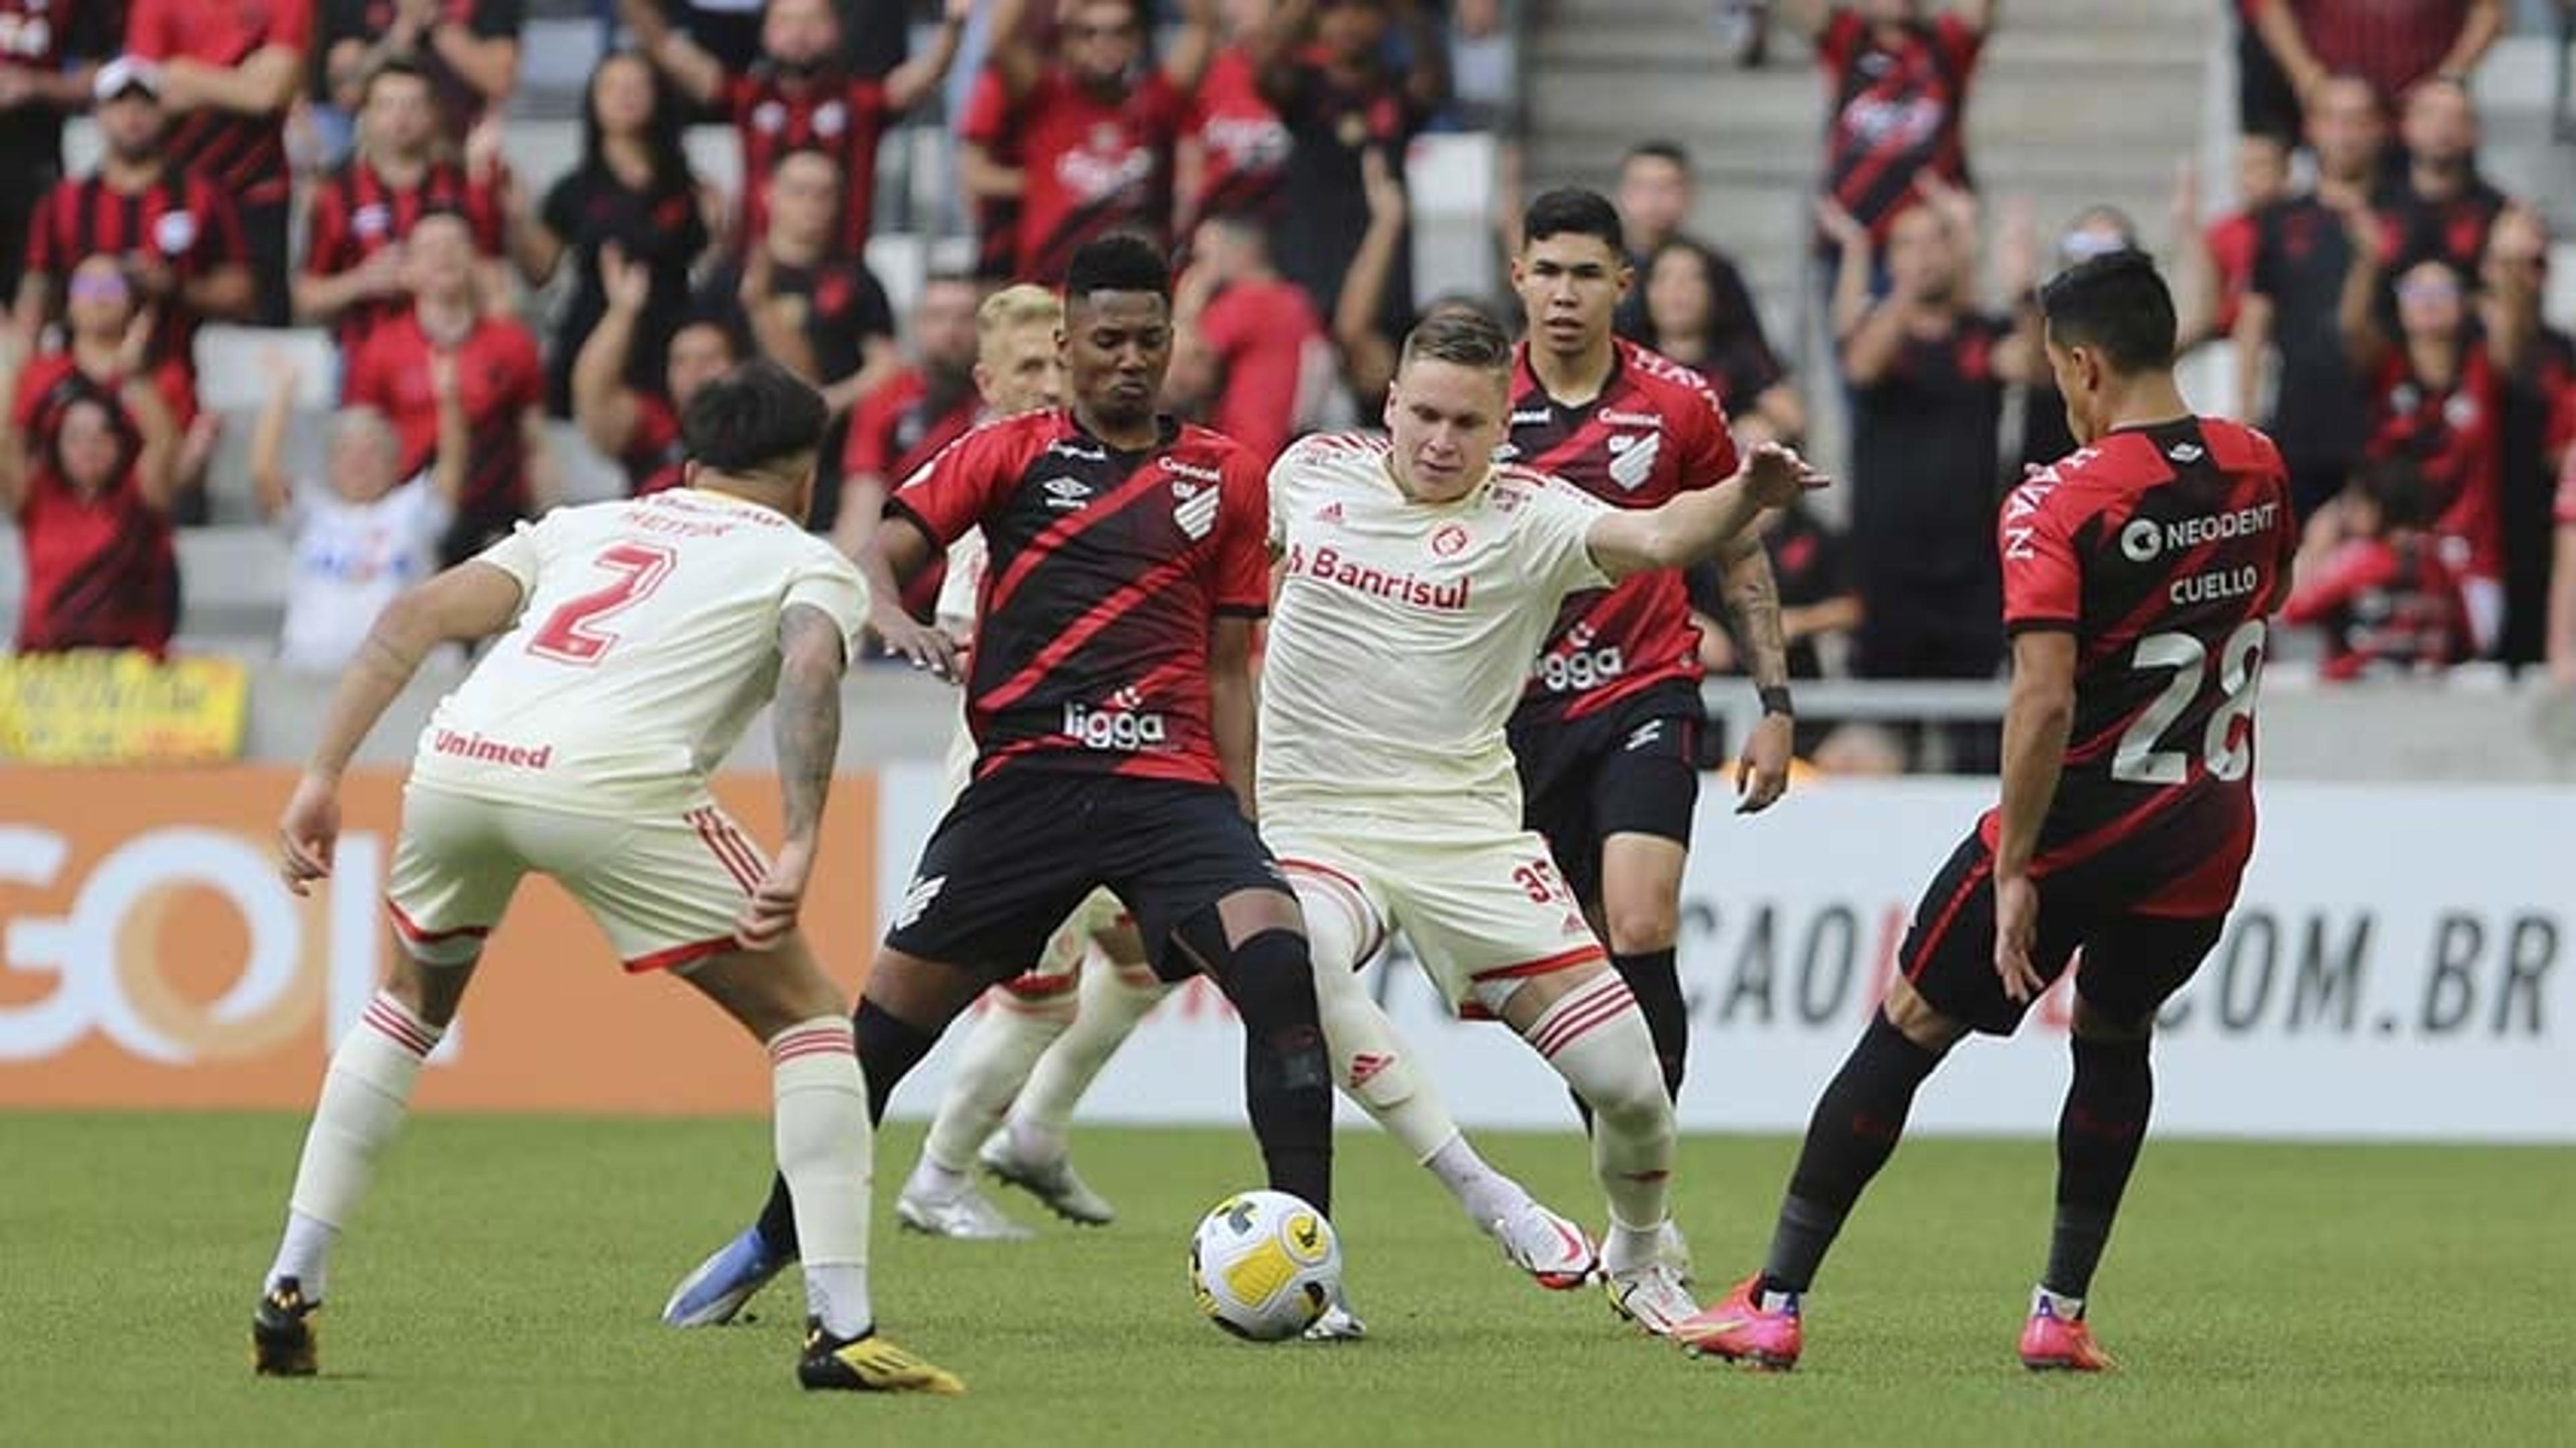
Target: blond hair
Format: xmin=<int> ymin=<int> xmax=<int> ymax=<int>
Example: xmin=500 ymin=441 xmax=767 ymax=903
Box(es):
xmin=978 ymin=284 xmax=1062 ymax=340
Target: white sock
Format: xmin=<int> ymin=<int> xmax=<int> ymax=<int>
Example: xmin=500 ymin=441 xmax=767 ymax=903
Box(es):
xmin=902 ymin=1156 xmax=969 ymax=1202
xmin=919 ymin=985 xmax=1073 ymax=1174
xmin=1010 ymin=955 xmax=1167 ymax=1149
xmin=2035 ymin=1285 xmax=2086 ymax=1318
xmin=1424 ymin=1133 xmax=1534 ymax=1231
xmin=267 ymin=991 xmax=443 ymax=1300
xmin=1295 ymin=877 xmax=1463 ymax=1161
xmin=770 ymin=1017 xmax=874 ymax=1338
xmin=1527 ymin=972 xmax=1673 ymax=1273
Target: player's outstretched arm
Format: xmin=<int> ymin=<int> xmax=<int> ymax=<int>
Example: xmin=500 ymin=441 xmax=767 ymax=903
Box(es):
xmin=278 ymin=563 xmax=528 ymax=896
xmin=739 ymin=603 xmax=850 ymax=950
xmin=1585 ymin=443 xmax=1827 ymax=582
xmin=1990 ymin=629 xmax=2077 ymax=1003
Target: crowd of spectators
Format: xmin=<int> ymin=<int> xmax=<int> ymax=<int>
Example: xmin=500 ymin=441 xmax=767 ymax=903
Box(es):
xmin=2 ymin=0 xmax=2570 ymax=724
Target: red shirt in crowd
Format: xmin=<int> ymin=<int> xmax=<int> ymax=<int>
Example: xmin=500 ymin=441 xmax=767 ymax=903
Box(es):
xmin=2366 ymin=346 xmax=2504 ymax=580
xmin=9 ymin=364 xmax=179 ymax=658
xmin=1196 ymin=277 xmax=1324 ymax=467
xmin=1815 ymin=5 xmax=1984 ymax=244
xmin=842 ymin=366 xmax=979 ymax=617
xmin=2284 ymin=533 xmax=2469 ymax=679
xmin=343 ymin=310 xmax=543 ymax=527
xmin=621 ymin=391 xmax=686 ymax=497
xmin=1013 ymin=69 xmax=1187 ymax=285
xmin=725 ymin=66 xmax=889 ymax=256
xmin=302 ymin=158 xmax=508 ymax=355
xmin=24 ymin=168 xmax=246 ymax=377
xmin=958 ymin=65 xmax=1022 ymax=282
xmin=2206 ymin=209 xmax=2261 ymax=338
xmin=1183 ymin=44 xmax=1289 ymax=227
xmin=2274 ymin=0 xmax=2480 ymax=105
xmin=126 ymin=0 xmax=312 ymax=209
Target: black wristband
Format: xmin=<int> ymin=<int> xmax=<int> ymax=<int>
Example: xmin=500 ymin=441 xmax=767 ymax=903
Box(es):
xmin=1758 ymin=685 xmax=1794 ymax=718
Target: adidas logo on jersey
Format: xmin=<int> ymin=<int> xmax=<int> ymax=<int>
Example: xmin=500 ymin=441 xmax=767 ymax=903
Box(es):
xmin=895 ymin=874 xmax=947 ymax=930
xmin=1607 ymin=435 xmax=1660 ymax=492
xmin=1313 ymin=501 xmax=1345 ymax=525
xmin=1175 ymin=484 xmax=1222 ymax=540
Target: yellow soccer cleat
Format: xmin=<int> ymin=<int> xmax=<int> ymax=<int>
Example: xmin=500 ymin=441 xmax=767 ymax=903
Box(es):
xmin=796 ymin=1320 xmax=967 ymax=1395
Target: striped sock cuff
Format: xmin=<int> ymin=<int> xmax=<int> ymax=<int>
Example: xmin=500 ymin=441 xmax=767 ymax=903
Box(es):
xmin=1527 ymin=972 xmax=1640 ymax=1061
xmin=362 ymin=992 xmax=443 ymax=1059
xmin=768 ymin=1017 xmax=857 ymax=1066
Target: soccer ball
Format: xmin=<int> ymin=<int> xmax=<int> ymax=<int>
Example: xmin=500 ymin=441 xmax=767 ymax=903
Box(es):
xmin=1187 ymin=1190 xmax=1341 ymax=1341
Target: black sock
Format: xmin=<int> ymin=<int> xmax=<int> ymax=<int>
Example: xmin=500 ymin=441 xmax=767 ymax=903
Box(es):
xmin=1570 ymin=945 xmax=1687 ymax=1128
xmin=754 ymin=998 xmax=946 ymax=1258
xmin=1760 ymin=1015 xmax=1944 ymax=1296
xmin=2044 ymin=1033 xmax=2154 ymax=1300
xmin=1199 ymin=925 xmax=1335 ymax=1218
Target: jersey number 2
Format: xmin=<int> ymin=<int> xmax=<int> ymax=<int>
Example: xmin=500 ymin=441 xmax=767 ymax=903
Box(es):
xmin=2110 ymin=621 xmax=2266 ymax=785
xmin=529 ymin=542 xmax=677 ymax=666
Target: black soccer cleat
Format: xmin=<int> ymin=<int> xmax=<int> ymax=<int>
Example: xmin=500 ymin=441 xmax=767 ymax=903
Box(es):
xmin=251 ymin=1278 xmax=320 ymax=1376
xmin=796 ymin=1318 xmax=965 ymax=1394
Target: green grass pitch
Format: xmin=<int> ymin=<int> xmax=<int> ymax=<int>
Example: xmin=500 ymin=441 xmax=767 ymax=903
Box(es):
xmin=3 ymin=1113 xmax=2568 ymax=1445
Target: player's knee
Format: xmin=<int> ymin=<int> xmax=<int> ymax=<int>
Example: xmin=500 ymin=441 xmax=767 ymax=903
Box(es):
xmin=1601 ymin=894 xmax=1680 ymax=954
xmin=1880 ymin=978 xmax=1968 ymax=1053
xmin=2071 ymin=996 xmax=2155 ymax=1043
xmin=380 ymin=950 xmax=471 ymax=1029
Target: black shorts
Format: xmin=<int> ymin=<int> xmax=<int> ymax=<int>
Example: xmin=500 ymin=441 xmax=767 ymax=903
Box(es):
xmin=1898 ymin=833 xmax=2226 ymax=1037
xmin=1510 ymin=683 xmax=1704 ymax=905
xmin=885 ymin=769 xmax=1289 ymax=984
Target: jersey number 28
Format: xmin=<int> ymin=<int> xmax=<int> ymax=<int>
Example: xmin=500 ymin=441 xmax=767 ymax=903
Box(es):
xmin=2110 ymin=620 xmax=2265 ymax=785
xmin=529 ymin=543 xmax=677 ymax=666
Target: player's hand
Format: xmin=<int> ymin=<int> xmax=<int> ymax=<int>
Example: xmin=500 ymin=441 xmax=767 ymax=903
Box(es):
xmin=600 ymin=242 xmax=651 ymax=314
xmin=737 ymin=839 xmax=814 ymax=951
xmin=1813 ymin=197 xmax=1868 ymax=253
xmin=873 ymin=607 xmax=965 ymax=681
xmin=1740 ymin=442 xmax=1829 ymax=509
xmin=278 ymin=773 xmax=342 ymax=897
xmin=1992 ymin=873 xmax=2045 ymax=1004
xmin=1734 ymin=711 xmax=1793 ymax=815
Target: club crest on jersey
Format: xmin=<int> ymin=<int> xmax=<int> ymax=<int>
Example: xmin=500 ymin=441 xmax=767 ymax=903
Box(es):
xmin=1607 ymin=434 xmax=1660 ymax=492
xmin=1430 ymin=523 xmax=1469 ymax=558
xmin=1175 ymin=483 xmax=1221 ymax=540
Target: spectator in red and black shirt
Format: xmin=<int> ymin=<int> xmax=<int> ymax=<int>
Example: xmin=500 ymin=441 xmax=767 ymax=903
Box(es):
xmin=572 ymin=244 xmax=741 ymax=499
xmin=1786 ymin=0 xmax=1995 ymax=252
xmin=955 ymin=62 xmax=1024 ymax=282
xmin=510 ymin=50 xmax=714 ymax=417
xmin=0 ymin=0 xmax=114 ymax=301
xmin=2247 ymin=0 xmax=2504 ymax=113
xmin=981 ymin=0 xmax=1215 ymax=285
xmin=297 ymin=58 xmax=508 ymax=358
xmin=2186 ymin=133 xmax=2292 ymax=346
xmin=343 ymin=211 xmax=550 ymax=564
xmin=2285 ymin=456 xmax=2468 ymax=678
xmin=315 ymin=0 xmax=522 ymax=148
xmin=636 ymin=0 xmax=965 ymax=256
xmin=1177 ymin=0 xmax=1291 ymax=233
xmin=125 ymin=0 xmax=310 ymax=327
xmin=1611 ymin=140 xmax=1769 ymax=366
xmin=833 ymin=273 xmax=981 ymax=570
xmin=2479 ymin=206 xmax=2576 ymax=669
xmin=1169 ymin=213 xmax=1328 ymax=468
xmin=2375 ymin=76 xmax=2503 ymax=276
xmin=1260 ymin=0 xmax=1444 ymax=333
xmin=692 ymin=148 xmax=898 ymax=417
xmin=3 ymin=360 xmax=185 ymax=658
xmin=14 ymin=60 xmax=254 ymax=397
xmin=1641 ymin=238 xmax=1805 ymax=448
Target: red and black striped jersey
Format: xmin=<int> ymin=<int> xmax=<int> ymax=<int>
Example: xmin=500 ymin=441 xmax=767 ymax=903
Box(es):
xmin=342 ymin=310 xmax=544 ymax=520
xmin=1987 ymin=417 xmax=2294 ymax=917
xmin=1816 ymin=8 xmax=1982 ymax=244
xmin=1183 ymin=45 xmax=1288 ymax=227
xmin=24 ymin=167 xmax=247 ymax=374
xmin=303 ymin=157 xmax=507 ymax=356
xmin=125 ymin=0 xmax=311 ymax=207
xmin=2365 ymin=346 xmax=2503 ymax=580
xmin=723 ymin=66 xmax=890 ymax=257
xmin=8 ymin=366 xmax=178 ymax=659
xmin=1505 ymin=338 xmax=1737 ymax=728
xmin=958 ymin=65 xmax=1022 ymax=281
xmin=1014 ymin=69 xmax=1186 ymax=285
xmin=888 ymin=409 xmax=1270 ymax=786
xmin=2282 ymin=534 xmax=2467 ymax=680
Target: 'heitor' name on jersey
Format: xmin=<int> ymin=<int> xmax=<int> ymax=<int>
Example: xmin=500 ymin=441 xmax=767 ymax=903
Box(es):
xmin=1281 ymin=541 xmax=1472 ymax=611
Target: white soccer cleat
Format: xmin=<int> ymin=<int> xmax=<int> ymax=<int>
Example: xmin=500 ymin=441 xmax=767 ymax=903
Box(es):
xmin=894 ymin=1182 xmax=1036 ymax=1241
xmin=1656 ymin=1219 xmax=1696 ymax=1286
xmin=979 ymin=1133 xmax=1116 ymax=1225
xmin=1301 ymin=1295 xmax=1368 ymax=1342
xmin=1606 ymin=1259 xmax=1702 ymax=1339
xmin=1490 ymin=1200 xmax=1599 ymax=1290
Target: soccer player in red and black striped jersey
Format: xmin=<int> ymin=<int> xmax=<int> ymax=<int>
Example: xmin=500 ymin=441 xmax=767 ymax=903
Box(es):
xmin=1503 ymin=191 xmax=1797 ymax=1241
xmin=296 ymin=58 xmax=508 ymax=358
xmin=663 ymin=235 xmax=1339 ymax=1333
xmin=981 ymin=0 xmax=1214 ymax=285
xmin=125 ymin=0 xmax=311 ymax=325
xmin=635 ymin=0 xmax=966 ymax=257
xmin=1787 ymin=0 xmax=1994 ymax=251
xmin=1680 ymin=252 xmax=2296 ymax=1375
xmin=14 ymin=60 xmax=254 ymax=386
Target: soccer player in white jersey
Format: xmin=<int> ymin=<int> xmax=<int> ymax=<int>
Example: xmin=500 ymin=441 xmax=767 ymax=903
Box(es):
xmin=1262 ymin=309 xmax=1825 ymax=1338
xmin=248 ymin=362 xmax=962 ymax=1395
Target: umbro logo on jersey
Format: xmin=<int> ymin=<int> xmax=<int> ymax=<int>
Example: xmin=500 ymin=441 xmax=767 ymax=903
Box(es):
xmin=1175 ymin=484 xmax=1222 ymax=540
xmin=895 ymin=874 xmax=947 ymax=930
xmin=1625 ymin=721 xmax=1664 ymax=752
xmin=2167 ymin=442 xmax=2205 ymax=464
xmin=1607 ymin=435 xmax=1661 ymax=492
xmin=1042 ymin=476 xmax=1093 ymax=509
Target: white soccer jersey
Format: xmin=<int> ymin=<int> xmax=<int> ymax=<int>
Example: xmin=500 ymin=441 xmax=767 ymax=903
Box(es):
xmin=1261 ymin=432 xmax=1610 ymax=821
xmin=411 ymin=488 xmax=869 ymax=814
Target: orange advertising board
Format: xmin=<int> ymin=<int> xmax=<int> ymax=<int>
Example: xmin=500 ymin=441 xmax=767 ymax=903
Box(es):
xmin=0 ymin=767 xmax=879 ymax=1113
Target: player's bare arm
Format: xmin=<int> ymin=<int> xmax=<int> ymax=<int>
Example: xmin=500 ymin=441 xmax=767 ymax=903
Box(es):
xmin=860 ymin=509 xmax=963 ymax=680
xmin=1585 ymin=443 xmax=1827 ymax=582
xmin=278 ymin=562 xmax=529 ymax=896
xmin=740 ymin=603 xmax=849 ymax=950
xmin=1990 ymin=628 xmax=2077 ymax=1003
xmin=1717 ymin=535 xmax=1796 ymax=813
xmin=1209 ymin=614 xmax=1260 ymax=821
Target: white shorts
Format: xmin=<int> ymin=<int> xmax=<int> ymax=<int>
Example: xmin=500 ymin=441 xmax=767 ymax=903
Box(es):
xmin=386 ymin=782 xmax=768 ymax=974
xmin=1263 ymin=814 xmax=1606 ymax=1018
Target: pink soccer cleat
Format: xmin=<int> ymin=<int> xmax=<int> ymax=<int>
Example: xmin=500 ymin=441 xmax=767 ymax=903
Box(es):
xmin=1674 ymin=1274 xmax=1803 ymax=1371
xmin=2019 ymin=1296 xmax=2117 ymax=1372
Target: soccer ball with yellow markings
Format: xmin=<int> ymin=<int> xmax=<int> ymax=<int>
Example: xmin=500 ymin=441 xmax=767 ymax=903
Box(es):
xmin=1187 ymin=1190 xmax=1342 ymax=1341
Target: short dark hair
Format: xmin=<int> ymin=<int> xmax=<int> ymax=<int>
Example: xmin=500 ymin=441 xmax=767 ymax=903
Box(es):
xmin=1063 ymin=233 xmax=1171 ymax=303
xmin=361 ymin=54 xmax=431 ymax=104
xmin=2037 ymin=249 xmax=2175 ymax=374
xmin=2353 ymin=456 xmax=2432 ymax=530
xmin=1622 ymin=140 xmax=1690 ymax=173
xmin=1400 ymin=307 xmax=1512 ymax=375
xmin=1523 ymin=188 xmax=1625 ymax=255
xmin=682 ymin=360 xmax=828 ymax=476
